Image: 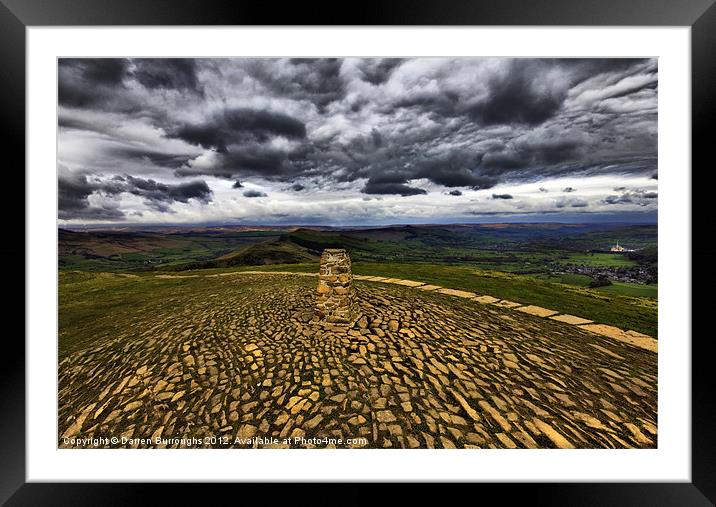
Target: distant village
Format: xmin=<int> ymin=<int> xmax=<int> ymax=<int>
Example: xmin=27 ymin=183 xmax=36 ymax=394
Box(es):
xmin=549 ymin=242 xmax=656 ymax=285
xmin=549 ymin=262 xmax=656 ymax=285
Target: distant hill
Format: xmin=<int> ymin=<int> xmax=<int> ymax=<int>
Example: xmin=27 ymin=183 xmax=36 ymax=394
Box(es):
xmin=213 ymin=237 xmax=319 ymax=266
xmin=173 ymin=237 xmax=319 ymax=270
xmin=58 ymin=222 xmax=657 ymax=273
xmin=58 ymin=228 xmax=190 ymax=257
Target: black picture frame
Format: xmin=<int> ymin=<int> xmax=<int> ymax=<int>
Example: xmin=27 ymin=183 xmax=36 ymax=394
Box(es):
xmin=2 ymin=0 xmax=713 ymax=504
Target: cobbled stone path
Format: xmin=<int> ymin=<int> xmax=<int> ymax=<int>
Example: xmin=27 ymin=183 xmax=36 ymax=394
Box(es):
xmin=59 ymin=273 xmax=657 ymax=449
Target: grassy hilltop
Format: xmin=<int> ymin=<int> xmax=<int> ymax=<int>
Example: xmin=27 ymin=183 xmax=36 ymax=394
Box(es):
xmin=59 ymin=223 xmax=658 ymax=341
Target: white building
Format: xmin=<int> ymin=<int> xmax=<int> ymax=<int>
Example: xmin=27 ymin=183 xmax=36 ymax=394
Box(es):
xmin=610 ymin=241 xmax=634 ymax=252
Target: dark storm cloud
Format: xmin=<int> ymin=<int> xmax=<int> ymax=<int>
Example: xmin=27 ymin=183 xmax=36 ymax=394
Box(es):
xmin=492 ymin=193 xmax=513 ymax=200
xmin=106 ymin=146 xmax=196 ymax=169
xmin=59 ymin=204 xmax=125 ymax=221
xmin=359 ymin=166 xmax=431 ymax=196
xmin=480 ymin=138 xmax=584 ymax=175
xmin=393 ymin=59 xmax=587 ymax=127
xmin=357 ymin=58 xmax=405 ymax=85
xmin=58 ymin=169 xmax=212 ymax=219
xmin=362 ymin=181 xmax=427 ymax=196
xmin=58 ymin=57 xmax=658 ymax=222
xmin=466 ymin=60 xmax=567 ymax=126
xmin=170 ymin=108 xmax=306 ymax=153
xmin=58 ymin=116 xmax=92 ymax=131
xmin=122 ymin=176 xmax=212 ymax=211
xmin=243 ymin=190 xmax=268 ymax=198
xmin=58 ymin=171 xmax=120 ymax=218
xmin=176 ymin=144 xmax=297 ymax=180
xmin=59 ymin=58 xmax=204 ymax=112
xmin=244 ymin=58 xmax=345 ymax=110
xmin=132 ymin=59 xmax=203 ymax=95
xmin=58 ymin=58 xmax=131 ymax=109
xmin=412 ymin=150 xmax=498 ymax=188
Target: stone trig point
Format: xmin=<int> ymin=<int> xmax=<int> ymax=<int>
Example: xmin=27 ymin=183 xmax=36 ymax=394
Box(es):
xmin=315 ymin=248 xmax=358 ymax=324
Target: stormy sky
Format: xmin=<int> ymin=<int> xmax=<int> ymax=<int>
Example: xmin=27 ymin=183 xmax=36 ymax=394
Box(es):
xmin=57 ymin=58 xmax=657 ymax=225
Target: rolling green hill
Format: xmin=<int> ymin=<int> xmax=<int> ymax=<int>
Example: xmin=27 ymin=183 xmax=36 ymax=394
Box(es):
xmin=170 ymin=237 xmax=319 ymax=270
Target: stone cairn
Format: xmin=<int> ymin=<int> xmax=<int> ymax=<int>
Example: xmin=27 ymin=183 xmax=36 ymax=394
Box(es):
xmin=315 ymin=248 xmax=357 ymax=324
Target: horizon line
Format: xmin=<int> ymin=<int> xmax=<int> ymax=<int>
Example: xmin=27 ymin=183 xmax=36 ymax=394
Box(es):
xmin=58 ymin=219 xmax=658 ymax=230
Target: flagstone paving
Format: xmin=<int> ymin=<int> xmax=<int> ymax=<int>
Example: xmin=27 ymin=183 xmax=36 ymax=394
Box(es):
xmin=59 ymin=272 xmax=657 ymax=449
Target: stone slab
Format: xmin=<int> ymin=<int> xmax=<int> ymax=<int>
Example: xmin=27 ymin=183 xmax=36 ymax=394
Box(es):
xmin=491 ymin=300 xmax=522 ymax=309
xmin=474 ymin=295 xmax=500 ymax=304
xmin=578 ymin=324 xmax=657 ymax=353
xmin=392 ymin=279 xmax=426 ymax=287
xmin=417 ymin=284 xmax=442 ymax=291
xmin=437 ymin=288 xmax=476 ymax=299
xmin=550 ymin=314 xmax=593 ymax=325
xmin=516 ymin=305 xmax=559 ymax=318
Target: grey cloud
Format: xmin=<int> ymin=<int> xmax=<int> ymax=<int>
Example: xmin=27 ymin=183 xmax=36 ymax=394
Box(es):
xmin=604 ymin=194 xmax=633 ymax=204
xmin=243 ymin=190 xmax=268 ymax=198
xmin=362 ymin=181 xmax=427 ymax=196
xmin=357 ymin=58 xmax=405 ymax=85
xmin=105 ymin=146 xmax=196 ymax=169
xmin=122 ymin=176 xmax=212 ymax=211
xmin=466 ymin=60 xmax=568 ymax=126
xmin=605 ymin=188 xmax=658 ymax=205
xmin=246 ymin=58 xmax=345 ymax=111
xmin=603 ymin=188 xmax=657 ymax=205
xmin=412 ymin=149 xmax=498 ymax=188
xmin=480 ymin=138 xmax=584 ymax=175
xmin=58 ymin=58 xmax=132 ymax=110
xmin=170 ymin=108 xmax=306 ymax=153
xmin=176 ymin=144 xmax=296 ymax=180
xmin=492 ymin=193 xmax=513 ymax=200
xmin=132 ymin=58 xmax=203 ymax=95
xmin=58 ymin=170 xmax=212 ymax=219
xmin=555 ymin=197 xmax=588 ymax=208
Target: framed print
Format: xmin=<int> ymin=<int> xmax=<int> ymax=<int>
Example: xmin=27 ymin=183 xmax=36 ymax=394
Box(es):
xmin=4 ymin=0 xmax=715 ymax=504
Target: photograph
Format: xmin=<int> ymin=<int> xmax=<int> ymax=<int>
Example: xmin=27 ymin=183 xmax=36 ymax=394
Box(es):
xmin=57 ymin=57 xmax=658 ymax=450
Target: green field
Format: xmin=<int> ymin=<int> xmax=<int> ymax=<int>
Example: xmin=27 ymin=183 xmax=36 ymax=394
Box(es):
xmin=531 ymin=273 xmax=594 ymax=286
xmin=560 ymin=252 xmax=638 ymax=267
xmin=597 ymin=282 xmax=658 ymax=298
